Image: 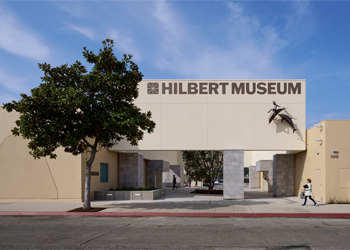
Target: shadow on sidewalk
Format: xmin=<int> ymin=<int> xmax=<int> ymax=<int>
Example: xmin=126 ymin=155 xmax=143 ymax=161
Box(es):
xmin=96 ymin=188 xmax=281 ymax=212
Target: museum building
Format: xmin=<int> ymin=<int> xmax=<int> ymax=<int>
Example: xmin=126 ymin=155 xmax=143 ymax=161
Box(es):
xmin=0 ymin=80 xmax=349 ymax=203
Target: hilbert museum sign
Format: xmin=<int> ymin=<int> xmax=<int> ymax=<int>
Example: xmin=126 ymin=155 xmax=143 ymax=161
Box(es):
xmin=111 ymin=80 xmax=305 ymax=152
xmin=147 ymin=82 xmax=301 ymax=95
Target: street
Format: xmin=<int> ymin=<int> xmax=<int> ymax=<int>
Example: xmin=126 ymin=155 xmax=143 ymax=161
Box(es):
xmin=0 ymin=216 xmax=349 ymax=249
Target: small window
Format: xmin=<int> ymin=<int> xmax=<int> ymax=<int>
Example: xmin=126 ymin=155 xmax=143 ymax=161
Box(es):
xmin=100 ymin=163 xmax=109 ymax=183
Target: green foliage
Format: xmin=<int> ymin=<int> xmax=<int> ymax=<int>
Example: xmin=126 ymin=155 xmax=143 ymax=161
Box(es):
xmin=328 ymin=197 xmax=336 ymax=204
xmin=182 ymin=151 xmax=223 ymax=191
xmin=141 ymin=186 xmax=156 ymax=190
xmin=2 ymin=39 xmax=155 ymax=209
xmin=3 ymin=39 xmax=155 ymax=159
xmin=114 ymin=186 xmax=133 ymax=190
xmin=327 ymin=197 xmax=350 ymax=204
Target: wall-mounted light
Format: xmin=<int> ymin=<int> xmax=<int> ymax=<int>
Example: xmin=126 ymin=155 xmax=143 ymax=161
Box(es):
xmin=315 ymin=139 xmax=323 ymax=142
xmin=314 ymin=124 xmax=322 ymax=128
xmin=333 ymin=150 xmax=339 ymax=153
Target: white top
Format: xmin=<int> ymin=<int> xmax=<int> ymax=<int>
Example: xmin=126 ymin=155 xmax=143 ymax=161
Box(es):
xmin=305 ymin=183 xmax=313 ymax=196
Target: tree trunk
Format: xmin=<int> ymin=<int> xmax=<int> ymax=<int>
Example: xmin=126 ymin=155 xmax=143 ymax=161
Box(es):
xmin=83 ymin=147 xmax=97 ymax=209
xmin=208 ymin=173 xmax=214 ymax=191
xmin=208 ymin=180 xmax=214 ymax=191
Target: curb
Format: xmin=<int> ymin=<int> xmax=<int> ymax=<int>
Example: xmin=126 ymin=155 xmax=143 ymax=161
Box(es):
xmin=0 ymin=212 xmax=350 ymax=218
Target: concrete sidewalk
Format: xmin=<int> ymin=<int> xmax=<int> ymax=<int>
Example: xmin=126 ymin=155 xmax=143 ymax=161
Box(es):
xmin=0 ymin=188 xmax=349 ymax=218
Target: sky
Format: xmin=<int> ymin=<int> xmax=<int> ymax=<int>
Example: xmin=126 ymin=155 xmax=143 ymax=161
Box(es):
xmin=0 ymin=0 xmax=349 ymax=129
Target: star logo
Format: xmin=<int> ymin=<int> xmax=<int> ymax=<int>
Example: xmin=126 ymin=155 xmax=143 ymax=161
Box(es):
xmin=147 ymin=82 xmax=159 ymax=94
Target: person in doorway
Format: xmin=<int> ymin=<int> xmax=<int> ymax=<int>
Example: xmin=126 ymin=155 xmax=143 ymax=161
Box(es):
xmin=173 ymin=175 xmax=178 ymax=190
xmin=302 ymin=178 xmax=317 ymax=206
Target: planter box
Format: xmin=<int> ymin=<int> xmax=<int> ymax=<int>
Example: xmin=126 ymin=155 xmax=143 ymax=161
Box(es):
xmin=94 ymin=189 xmax=166 ymax=201
xmin=132 ymin=191 xmax=142 ymax=200
xmin=105 ymin=191 xmax=115 ymax=200
xmin=143 ymin=191 xmax=155 ymax=200
xmin=159 ymin=189 xmax=166 ymax=198
xmin=94 ymin=191 xmax=106 ymax=201
xmin=123 ymin=191 xmax=133 ymax=200
xmin=114 ymin=191 xmax=124 ymax=200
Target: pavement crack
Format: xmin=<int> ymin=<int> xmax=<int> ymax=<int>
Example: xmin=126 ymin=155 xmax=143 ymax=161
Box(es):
xmin=79 ymin=217 xmax=148 ymax=246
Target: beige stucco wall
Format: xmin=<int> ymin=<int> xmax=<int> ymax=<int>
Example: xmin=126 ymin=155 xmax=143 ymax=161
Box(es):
xmin=139 ymin=150 xmax=183 ymax=165
xmin=324 ymin=120 xmax=350 ymax=201
xmin=109 ymin=150 xmax=184 ymax=166
xmin=0 ymin=108 xmax=82 ymax=201
xmin=295 ymin=120 xmax=350 ymax=203
xmin=245 ymin=150 xmax=287 ymax=169
xmin=251 ymin=151 xmax=287 ymax=164
xmin=295 ymin=121 xmax=326 ymax=201
xmin=244 ymin=151 xmax=253 ymax=168
xmin=111 ymin=80 xmax=306 ymax=151
xmin=82 ymin=148 xmax=119 ymax=200
xmin=0 ymin=107 xmax=19 ymax=144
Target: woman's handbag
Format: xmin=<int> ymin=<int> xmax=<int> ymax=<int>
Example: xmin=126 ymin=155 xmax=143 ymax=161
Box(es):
xmin=300 ymin=191 xmax=305 ymax=199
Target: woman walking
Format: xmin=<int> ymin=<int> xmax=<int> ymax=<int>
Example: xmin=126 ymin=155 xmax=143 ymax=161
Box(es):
xmin=302 ymin=178 xmax=318 ymax=206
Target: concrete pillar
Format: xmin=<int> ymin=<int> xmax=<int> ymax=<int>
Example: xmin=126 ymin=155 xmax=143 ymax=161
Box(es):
xmin=168 ymin=165 xmax=184 ymax=188
xmin=249 ymin=166 xmax=259 ymax=189
xmin=155 ymin=171 xmax=162 ymax=189
xmin=146 ymin=160 xmax=169 ymax=188
xmin=273 ymin=154 xmax=294 ymax=197
xmin=256 ymin=160 xmax=273 ymax=192
xmin=162 ymin=172 xmax=171 ymax=188
xmin=223 ymin=150 xmax=244 ymax=199
xmin=119 ymin=153 xmax=144 ymax=188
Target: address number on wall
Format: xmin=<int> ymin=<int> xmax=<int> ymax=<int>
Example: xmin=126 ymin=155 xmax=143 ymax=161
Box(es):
xmin=331 ymin=155 xmax=339 ymax=159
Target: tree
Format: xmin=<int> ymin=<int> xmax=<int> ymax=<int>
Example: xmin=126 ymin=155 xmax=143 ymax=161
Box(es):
xmin=181 ymin=151 xmax=223 ymax=191
xmin=2 ymin=39 xmax=156 ymax=209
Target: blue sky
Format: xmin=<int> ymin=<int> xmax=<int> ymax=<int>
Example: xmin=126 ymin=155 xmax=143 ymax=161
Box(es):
xmin=0 ymin=0 xmax=349 ymax=129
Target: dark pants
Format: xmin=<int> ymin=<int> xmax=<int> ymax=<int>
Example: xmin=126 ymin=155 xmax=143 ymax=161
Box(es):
xmin=303 ymin=195 xmax=316 ymax=205
xmin=173 ymin=183 xmax=177 ymax=189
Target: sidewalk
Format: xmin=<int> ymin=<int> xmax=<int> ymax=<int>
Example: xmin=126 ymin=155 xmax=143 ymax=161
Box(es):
xmin=0 ymin=188 xmax=349 ymax=218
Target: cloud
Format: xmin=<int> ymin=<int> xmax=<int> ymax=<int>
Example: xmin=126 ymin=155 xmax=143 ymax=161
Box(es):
xmin=283 ymin=1 xmax=317 ymax=45
xmin=0 ymin=68 xmax=28 ymax=94
xmin=150 ymin=1 xmax=198 ymax=75
xmin=324 ymin=112 xmax=340 ymax=119
xmin=153 ymin=0 xmax=187 ymax=39
xmin=109 ymin=30 xmax=142 ymax=62
xmin=149 ymin=1 xmax=288 ymax=79
xmin=51 ymin=1 xmax=83 ymax=18
xmin=0 ymin=4 xmax=50 ymax=61
xmin=64 ymin=22 xmax=96 ymax=40
xmin=0 ymin=92 xmax=18 ymax=105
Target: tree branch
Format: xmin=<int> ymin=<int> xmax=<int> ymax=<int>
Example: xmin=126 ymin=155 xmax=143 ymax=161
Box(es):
xmin=82 ymin=137 xmax=92 ymax=148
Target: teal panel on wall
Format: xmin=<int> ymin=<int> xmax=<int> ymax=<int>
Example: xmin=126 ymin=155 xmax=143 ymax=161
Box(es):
xmin=100 ymin=163 xmax=108 ymax=183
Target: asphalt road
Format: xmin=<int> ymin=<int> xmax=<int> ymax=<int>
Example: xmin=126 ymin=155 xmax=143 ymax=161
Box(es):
xmin=0 ymin=216 xmax=349 ymax=249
